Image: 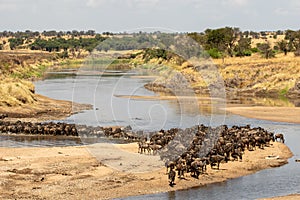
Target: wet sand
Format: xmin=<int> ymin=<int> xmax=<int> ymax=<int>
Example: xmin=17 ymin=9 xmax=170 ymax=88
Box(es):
xmin=0 ymin=142 xmax=292 ymax=200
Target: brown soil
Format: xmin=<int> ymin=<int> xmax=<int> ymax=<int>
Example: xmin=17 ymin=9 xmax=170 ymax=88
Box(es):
xmin=0 ymin=94 xmax=91 ymax=122
xmin=0 ymin=142 xmax=292 ymax=200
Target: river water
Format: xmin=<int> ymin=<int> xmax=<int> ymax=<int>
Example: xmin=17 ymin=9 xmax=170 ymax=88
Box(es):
xmin=2 ymin=70 xmax=300 ymax=199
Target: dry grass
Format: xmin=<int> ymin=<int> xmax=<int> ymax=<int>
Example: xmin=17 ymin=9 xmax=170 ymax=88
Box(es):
xmin=0 ymin=78 xmax=36 ymax=106
xmin=133 ymin=50 xmax=300 ymax=98
xmin=214 ymin=53 xmax=300 ymax=94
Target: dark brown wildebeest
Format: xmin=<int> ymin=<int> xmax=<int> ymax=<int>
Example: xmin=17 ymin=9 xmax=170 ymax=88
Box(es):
xmin=210 ymin=154 xmax=225 ymax=170
xmin=274 ymin=133 xmax=285 ymax=143
xmin=0 ymin=114 xmax=8 ymax=119
xmin=168 ymin=168 xmax=176 ymax=186
xmin=231 ymin=148 xmax=243 ymax=161
xmin=176 ymin=158 xmax=186 ymax=179
xmin=165 ymin=161 xmax=176 ymax=174
xmin=138 ymin=141 xmax=150 ymax=154
xmin=190 ymin=159 xmax=201 ymax=178
xmin=149 ymin=143 xmax=162 ymax=155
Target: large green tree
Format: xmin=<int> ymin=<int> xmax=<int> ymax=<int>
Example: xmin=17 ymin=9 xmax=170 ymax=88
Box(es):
xmin=234 ymin=37 xmax=252 ymax=57
xmin=285 ymin=30 xmax=300 ymax=56
xmin=205 ymin=27 xmax=240 ymax=60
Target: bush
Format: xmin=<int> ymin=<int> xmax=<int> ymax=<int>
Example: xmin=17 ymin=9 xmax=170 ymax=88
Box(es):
xmin=206 ymin=48 xmax=222 ymax=59
xmin=251 ymin=47 xmax=259 ymax=53
xmin=243 ymin=50 xmax=252 ymax=56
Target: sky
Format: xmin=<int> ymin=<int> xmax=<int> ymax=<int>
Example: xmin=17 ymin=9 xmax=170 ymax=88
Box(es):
xmin=0 ymin=0 xmax=300 ymax=33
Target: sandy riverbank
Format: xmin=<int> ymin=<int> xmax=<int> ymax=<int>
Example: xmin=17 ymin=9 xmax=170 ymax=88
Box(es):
xmin=0 ymin=141 xmax=292 ymax=200
xmin=260 ymin=194 xmax=300 ymax=200
xmin=115 ymin=94 xmax=300 ymax=124
xmin=225 ymin=106 xmax=300 ymax=124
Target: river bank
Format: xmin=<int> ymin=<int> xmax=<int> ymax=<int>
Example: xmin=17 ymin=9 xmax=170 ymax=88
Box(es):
xmin=0 ymin=94 xmax=91 ymax=122
xmin=260 ymin=194 xmax=300 ymax=200
xmin=0 ymin=141 xmax=292 ymax=200
xmin=225 ymin=106 xmax=300 ymax=124
xmin=0 ymin=51 xmax=91 ymax=122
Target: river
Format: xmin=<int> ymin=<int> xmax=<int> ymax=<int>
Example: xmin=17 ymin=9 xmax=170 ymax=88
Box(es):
xmin=3 ymin=69 xmax=300 ymax=199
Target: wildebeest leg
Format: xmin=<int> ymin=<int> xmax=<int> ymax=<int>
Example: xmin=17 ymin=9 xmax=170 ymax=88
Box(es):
xmin=168 ymin=170 xmax=175 ymax=186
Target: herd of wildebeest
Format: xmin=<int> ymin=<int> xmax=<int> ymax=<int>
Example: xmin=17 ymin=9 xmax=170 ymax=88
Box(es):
xmin=0 ymin=113 xmax=285 ymax=186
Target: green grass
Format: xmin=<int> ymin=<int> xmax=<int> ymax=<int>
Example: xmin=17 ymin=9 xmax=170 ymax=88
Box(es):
xmin=279 ymin=86 xmax=289 ymax=96
xmin=10 ymin=64 xmax=48 ymax=79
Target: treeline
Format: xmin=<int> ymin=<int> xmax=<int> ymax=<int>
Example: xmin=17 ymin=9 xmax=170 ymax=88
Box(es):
xmin=188 ymin=27 xmax=300 ymax=59
xmin=29 ymin=35 xmax=106 ymax=57
xmin=1 ymin=28 xmax=300 ymax=59
xmin=0 ymin=30 xmax=112 ymax=38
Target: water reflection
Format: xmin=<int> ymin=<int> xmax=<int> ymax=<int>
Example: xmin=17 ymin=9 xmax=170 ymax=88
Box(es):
xmin=0 ymin=134 xmax=134 ymax=148
xmin=0 ymin=134 xmax=82 ymax=147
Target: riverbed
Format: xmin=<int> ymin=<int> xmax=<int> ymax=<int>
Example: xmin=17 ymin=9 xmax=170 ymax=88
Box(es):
xmin=2 ymin=69 xmax=299 ymax=199
xmin=37 ymin=70 xmax=300 ymax=199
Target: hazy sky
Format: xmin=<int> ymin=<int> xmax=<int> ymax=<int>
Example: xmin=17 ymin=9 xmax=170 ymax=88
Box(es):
xmin=0 ymin=0 xmax=299 ymax=32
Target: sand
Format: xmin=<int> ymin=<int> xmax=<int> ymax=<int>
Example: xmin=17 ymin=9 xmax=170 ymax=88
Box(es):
xmin=0 ymin=141 xmax=292 ymax=200
xmin=225 ymin=106 xmax=300 ymax=124
xmin=260 ymin=194 xmax=300 ymax=200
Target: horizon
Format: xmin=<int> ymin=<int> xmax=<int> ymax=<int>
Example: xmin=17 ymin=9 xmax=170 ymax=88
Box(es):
xmin=0 ymin=0 xmax=300 ymax=33
xmin=0 ymin=28 xmax=298 ymax=34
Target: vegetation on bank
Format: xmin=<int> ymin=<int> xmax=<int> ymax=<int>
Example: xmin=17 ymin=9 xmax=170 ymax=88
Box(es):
xmin=1 ymin=27 xmax=300 ymax=107
xmin=1 ymin=28 xmax=300 ymax=59
xmin=127 ymin=48 xmax=300 ymax=100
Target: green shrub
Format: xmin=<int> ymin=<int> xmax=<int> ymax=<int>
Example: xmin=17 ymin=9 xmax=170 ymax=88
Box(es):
xmin=206 ymin=48 xmax=222 ymax=59
xmin=279 ymin=87 xmax=289 ymax=96
xmin=251 ymin=47 xmax=259 ymax=53
xmin=243 ymin=50 xmax=252 ymax=56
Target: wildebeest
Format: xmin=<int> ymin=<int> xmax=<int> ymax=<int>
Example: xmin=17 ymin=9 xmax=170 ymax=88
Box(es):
xmin=210 ymin=154 xmax=225 ymax=170
xmin=176 ymin=158 xmax=186 ymax=179
xmin=190 ymin=158 xmax=207 ymax=178
xmin=168 ymin=168 xmax=176 ymax=186
xmin=0 ymin=114 xmax=8 ymax=120
xmin=274 ymin=133 xmax=285 ymax=143
xmin=138 ymin=141 xmax=150 ymax=154
xmin=165 ymin=161 xmax=176 ymax=174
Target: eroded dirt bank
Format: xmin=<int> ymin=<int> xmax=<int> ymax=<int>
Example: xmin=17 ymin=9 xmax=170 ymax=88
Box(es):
xmin=0 ymin=94 xmax=91 ymax=122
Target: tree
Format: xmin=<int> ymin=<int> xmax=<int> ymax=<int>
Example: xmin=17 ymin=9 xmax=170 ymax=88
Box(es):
xmin=257 ymin=43 xmax=274 ymax=59
xmin=187 ymin=32 xmax=206 ymax=46
xmin=285 ymin=30 xmax=300 ymax=56
xmin=234 ymin=37 xmax=252 ymax=57
xmin=8 ymin=37 xmax=24 ymax=50
xmin=276 ymin=40 xmax=288 ymax=55
xmin=205 ymin=27 xmax=240 ymax=61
